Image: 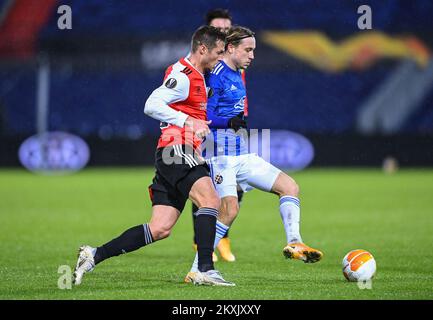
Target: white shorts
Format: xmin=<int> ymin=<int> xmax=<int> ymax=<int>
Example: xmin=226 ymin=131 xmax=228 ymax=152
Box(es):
xmin=207 ymin=154 xmax=281 ymax=198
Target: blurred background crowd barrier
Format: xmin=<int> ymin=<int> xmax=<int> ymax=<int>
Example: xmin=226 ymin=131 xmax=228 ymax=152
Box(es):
xmin=0 ymin=0 xmax=432 ymax=169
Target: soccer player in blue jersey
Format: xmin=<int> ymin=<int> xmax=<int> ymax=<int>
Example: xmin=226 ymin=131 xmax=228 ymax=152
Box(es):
xmin=185 ymin=26 xmax=323 ymax=285
xmin=190 ymin=8 xmax=240 ymax=263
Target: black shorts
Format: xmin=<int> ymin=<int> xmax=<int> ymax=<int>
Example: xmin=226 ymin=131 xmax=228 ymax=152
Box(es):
xmin=148 ymin=144 xmax=210 ymax=212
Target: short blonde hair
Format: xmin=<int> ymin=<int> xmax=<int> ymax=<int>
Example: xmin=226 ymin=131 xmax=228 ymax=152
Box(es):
xmin=225 ymin=26 xmax=255 ymax=49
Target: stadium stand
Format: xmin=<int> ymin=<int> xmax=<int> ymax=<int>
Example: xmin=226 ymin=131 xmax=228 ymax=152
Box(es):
xmin=0 ymin=0 xmax=432 ymax=138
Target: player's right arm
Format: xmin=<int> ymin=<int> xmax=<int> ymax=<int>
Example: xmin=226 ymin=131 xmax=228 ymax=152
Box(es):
xmin=144 ymin=71 xmax=210 ymax=138
xmin=144 ymin=71 xmax=190 ymax=127
xmin=184 ymin=117 xmax=211 ymax=139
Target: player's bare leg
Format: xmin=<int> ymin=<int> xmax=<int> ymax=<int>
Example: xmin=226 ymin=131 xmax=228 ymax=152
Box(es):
xmin=271 ymin=172 xmax=323 ymax=263
xmin=148 ymin=205 xmax=181 ymax=240
xmin=216 ymin=190 xmax=242 ymax=262
xmin=217 ymin=196 xmax=239 ymax=227
xmin=213 ymin=196 xmax=237 ymax=260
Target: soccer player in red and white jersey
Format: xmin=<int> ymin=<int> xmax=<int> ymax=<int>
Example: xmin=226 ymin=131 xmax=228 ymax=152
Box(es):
xmin=73 ymin=26 xmax=234 ymax=287
xmin=190 ymin=8 xmax=245 ymax=263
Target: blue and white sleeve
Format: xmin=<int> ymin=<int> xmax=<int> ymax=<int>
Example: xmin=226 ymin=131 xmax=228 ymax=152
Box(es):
xmin=207 ymin=75 xmax=229 ymax=128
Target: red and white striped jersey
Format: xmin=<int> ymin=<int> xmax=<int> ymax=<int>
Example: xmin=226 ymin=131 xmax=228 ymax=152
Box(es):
xmin=144 ymin=57 xmax=208 ymax=151
xmin=241 ymin=69 xmax=248 ymax=116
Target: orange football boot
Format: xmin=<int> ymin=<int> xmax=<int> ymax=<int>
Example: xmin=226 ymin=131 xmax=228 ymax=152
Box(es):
xmin=216 ymin=237 xmax=236 ymax=262
xmin=283 ymin=242 xmax=323 ymax=263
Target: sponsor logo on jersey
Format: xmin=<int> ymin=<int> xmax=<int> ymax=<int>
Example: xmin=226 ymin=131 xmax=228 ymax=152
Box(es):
xmin=234 ymin=96 xmax=246 ymax=111
xmin=194 ymin=86 xmax=202 ymax=96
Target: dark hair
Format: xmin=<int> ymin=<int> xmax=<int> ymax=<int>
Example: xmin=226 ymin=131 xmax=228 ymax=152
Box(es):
xmin=225 ymin=25 xmax=255 ymax=49
xmin=191 ymin=25 xmax=226 ymax=53
xmin=205 ymin=8 xmax=232 ymax=25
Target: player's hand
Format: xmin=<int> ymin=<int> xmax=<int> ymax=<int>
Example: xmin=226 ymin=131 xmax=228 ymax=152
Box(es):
xmin=185 ymin=116 xmax=212 ymax=139
xmin=228 ymin=112 xmax=247 ymax=131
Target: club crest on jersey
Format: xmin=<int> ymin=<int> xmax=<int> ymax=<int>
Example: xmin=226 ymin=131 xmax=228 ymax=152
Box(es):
xmin=165 ymin=78 xmax=177 ymax=89
xmin=214 ymin=174 xmax=223 ymax=184
xmin=194 ymin=86 xmax=202 ymax=96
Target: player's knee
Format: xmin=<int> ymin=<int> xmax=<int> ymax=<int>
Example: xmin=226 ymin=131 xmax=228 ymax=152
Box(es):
xmin=288 ymin=180 xmax=300 ymax=196
xmin=190 ymin=180 xmax=221 ymax=210
xmin=220 ymin=197 xmax=239 ymax=222
xmin=227 ymin=198 xmax=239 ymax=215
xmin=274 ymin=173 xmax=299 ymax=197
xmin=227 ymin=202 xmax=239 ymax=220
xmin=150 ymin=225 xmax=172 ymax=240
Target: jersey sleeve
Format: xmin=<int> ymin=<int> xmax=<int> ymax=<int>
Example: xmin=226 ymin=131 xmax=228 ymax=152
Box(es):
xmin=144 ymin=71 xmax=190 ymax=127
xmin=207 ymin=73 xmax=230 ymax=128
xmin=241 ymin=70 xmax=248 ymax=117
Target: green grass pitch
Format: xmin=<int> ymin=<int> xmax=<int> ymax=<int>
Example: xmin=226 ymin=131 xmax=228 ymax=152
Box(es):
xmin=0 ymin=168 xmax=432 ymax=300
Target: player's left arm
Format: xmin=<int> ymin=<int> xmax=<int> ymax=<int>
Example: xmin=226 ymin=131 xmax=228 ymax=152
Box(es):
xmin=207 ymin=75 xmax=230 ymax=128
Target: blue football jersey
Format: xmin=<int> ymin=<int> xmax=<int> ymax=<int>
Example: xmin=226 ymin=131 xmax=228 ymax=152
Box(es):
xmin=204 ymin=61 xmax=247 ymax=157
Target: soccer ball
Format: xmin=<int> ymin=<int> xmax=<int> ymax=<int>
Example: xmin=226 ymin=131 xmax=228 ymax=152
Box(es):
xmin=342 ymin=249 xmax=376 ymax=282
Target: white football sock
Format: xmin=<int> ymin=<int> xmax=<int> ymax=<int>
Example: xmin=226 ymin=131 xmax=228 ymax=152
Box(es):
xmin=279 ymin=196 xmax=302 ymax=243
xmin=190 ymin=220 xmax=230 ymax=272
